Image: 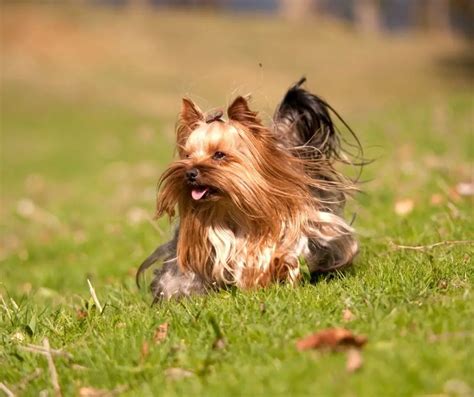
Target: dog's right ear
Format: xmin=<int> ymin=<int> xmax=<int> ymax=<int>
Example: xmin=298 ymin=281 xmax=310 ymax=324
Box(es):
xmin=227 ymin=96 xmax=263 ymax=134
xmin=177 ymin=98 xmax=204 ymax=152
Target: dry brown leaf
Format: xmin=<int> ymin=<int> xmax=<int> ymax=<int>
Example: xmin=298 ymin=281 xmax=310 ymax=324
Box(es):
xmin=153 ymin=322 xmax=169 ymax=344
xmin=346 ymin=347 xmax=363 ymax=372
xmin=394 ymin=198 xmax=414 ymax=216
xmin=296 ymin=328 xmax=367 ymax=352
xmin=456 ymin=182 xmax=474 ymax=197
xmin=71 ymin=364 xmax=88 ymax=371
xmin=11 ymin=331 xmax=26 ymax=343
xmin=443 ymin=379 xmax=472 ymax=396
xmin=448 ymin=188 xmax=462 ymax=202
xmin=212 ymin=338 xmax=226 ymax=350
xmin=76 ymin=309 xmax=88 ymax=320
xmin=430 ymin=193 xmax=444 ymax=205
xmin=342 ymin=308 xmax=355 ymax=322
xmin=79 ymin=387 xmax=111 ymax=397
xmin=164 ymin=367 xmax=194 ymax=381
xmin=79 ymin=386 xmax=126 ymax=397
xmin=140 ymin=341 xmax=149 ymax=361
xmin=16 ymin=198 xmax=61 ymax=228
xmin=437 ymin=279 xmax=448 ymax=290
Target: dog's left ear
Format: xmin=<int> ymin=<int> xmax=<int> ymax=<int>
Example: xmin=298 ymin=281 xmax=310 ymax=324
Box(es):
xmin=227 ymin=96 xmax=262 ymax=132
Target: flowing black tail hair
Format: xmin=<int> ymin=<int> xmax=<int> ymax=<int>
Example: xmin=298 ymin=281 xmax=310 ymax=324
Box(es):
xmin=273 ymin=77 xmax=367 ymax=180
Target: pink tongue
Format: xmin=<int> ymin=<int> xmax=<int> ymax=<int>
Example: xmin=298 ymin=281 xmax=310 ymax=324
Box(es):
xmin=191 ymin=187 xmax=209 ymax=201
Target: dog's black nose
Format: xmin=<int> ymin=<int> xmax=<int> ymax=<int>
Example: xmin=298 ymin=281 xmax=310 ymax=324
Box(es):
xmin=186 ymin=168 xmax=199 ymax=181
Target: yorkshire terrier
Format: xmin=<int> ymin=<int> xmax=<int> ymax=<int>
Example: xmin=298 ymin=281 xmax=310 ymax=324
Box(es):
xmin=137 ymin=77 xmax=362 ymax=301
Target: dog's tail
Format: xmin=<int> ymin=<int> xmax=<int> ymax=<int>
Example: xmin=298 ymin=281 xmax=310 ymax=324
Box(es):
xmin=274 ymin=78 xmax=364 ymax=272
xmin=273 ymin=77 xmax=364 ymax=169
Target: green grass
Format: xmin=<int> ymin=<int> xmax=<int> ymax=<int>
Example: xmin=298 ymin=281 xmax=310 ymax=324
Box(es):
xmin=1 ymin=6 xmax=473 ymax=397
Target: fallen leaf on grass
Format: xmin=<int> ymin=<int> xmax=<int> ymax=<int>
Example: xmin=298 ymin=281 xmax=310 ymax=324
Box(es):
xmin=212 ymin=337 xmax=226 ymax=350
xmin=16 ymin=198 xmax=61 ymax=228
xmin=153 ymin=322 xmax=168 ymax=344
xmin=297 ymin=328 xmax=367 ymax=373
xmin=443 ymin=379 xmax=472 ymax=396
xmin=430 ymin=193 xmax=444 ymax=205
xmin=448 ymin=188 xmax=462 ymax=203
xmin=456 ymin=182 xmax=474 ymax=196
xmin=296 ymin=328 xmax=367 ymax=351
xmin=342 ymin=308 xmax=355 ymax=322
xmin=11 ymin=331 xmax=26 ymax=343
xmin=437 ymin=279 xmax=448 ymax=290
xmin=346 ymin=347 xmax=363 ymax=372
xmin=140 ymin=341 xmax=149 ymax=361
xmin=71 ymin=364 xmax=88 ymax=371
xmin=76 ymin=309 xmax=88 ymax=320
xmin=394 ymin=198 xmax=414 ymax=216
xmin=79 ymin=387 xmax=111 ymax=397
xmin=165 ymin=367 xmax=194 ymax=381
xmin=79 ymin=386 xmax=127 ymax=397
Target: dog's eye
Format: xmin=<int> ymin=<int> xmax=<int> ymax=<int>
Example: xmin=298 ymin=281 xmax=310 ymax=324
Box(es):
xmin=212 ymin=151 xmax=226 ymax=160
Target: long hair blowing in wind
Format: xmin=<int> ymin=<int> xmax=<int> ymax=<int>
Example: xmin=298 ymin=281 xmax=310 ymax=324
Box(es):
xmin=137 ymin=77 xmax=364 ymax=300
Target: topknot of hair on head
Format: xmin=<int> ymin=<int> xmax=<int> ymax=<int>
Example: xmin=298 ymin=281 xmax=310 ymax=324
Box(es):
xmin=205 ymin=109 xmax=224 ymax=124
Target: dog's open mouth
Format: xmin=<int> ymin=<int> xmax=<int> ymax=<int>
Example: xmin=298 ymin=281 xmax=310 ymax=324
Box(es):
xmin=190 ymin=185 xmax=217 ymax=201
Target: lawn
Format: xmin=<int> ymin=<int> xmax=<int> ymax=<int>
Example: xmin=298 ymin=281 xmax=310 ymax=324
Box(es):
xmin=1 ymin=5 xmax=473 ymax=397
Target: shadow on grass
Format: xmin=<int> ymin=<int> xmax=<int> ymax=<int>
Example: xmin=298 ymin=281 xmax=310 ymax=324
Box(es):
xmin=310 ymin=266 xmax=356 ymax=284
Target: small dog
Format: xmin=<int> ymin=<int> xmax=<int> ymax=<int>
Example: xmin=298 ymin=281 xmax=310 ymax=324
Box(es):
xmin=137 ymin=78 xmax=362 ymax=301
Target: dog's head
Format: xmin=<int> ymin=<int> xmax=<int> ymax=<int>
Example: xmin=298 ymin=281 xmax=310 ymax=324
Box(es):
xmin=156 ymin=96 xmax=315 ymax=230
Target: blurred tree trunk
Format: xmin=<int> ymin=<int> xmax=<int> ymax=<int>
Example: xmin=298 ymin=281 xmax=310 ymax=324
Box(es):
xmin=450 ymin=0 xmax=474 ymax=38
xmin=354 ymin=0 xmax=380 ymax=33
xmin=426 ymin=0 xmax=451 ymax=33
xmin=415 ymin=0 xmax=452 ymax=33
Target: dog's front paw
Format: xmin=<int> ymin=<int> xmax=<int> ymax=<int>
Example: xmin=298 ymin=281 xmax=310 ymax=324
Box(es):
xmin=150 ymin=260 xmax=207 ymax=302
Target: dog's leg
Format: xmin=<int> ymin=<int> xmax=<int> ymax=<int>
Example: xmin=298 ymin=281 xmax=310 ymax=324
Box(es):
xmin=307 ymin=234 xmax=358 ymax=275
xmin=137 ymin=229 xmax=208 ymax=301
xmin=306 ymin=214 xmax=359 ymax=274
xmin=151 ymin=259 xmax=207 ymax=301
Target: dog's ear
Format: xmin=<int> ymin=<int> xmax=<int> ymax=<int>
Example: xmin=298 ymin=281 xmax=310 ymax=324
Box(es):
xmin=180 ymin=98 xmax=203 ymax=129
xmin=227 ymin=96 xmax=262 ymax=132
xmin=177 ymin=98 xmax=204 ymax=152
